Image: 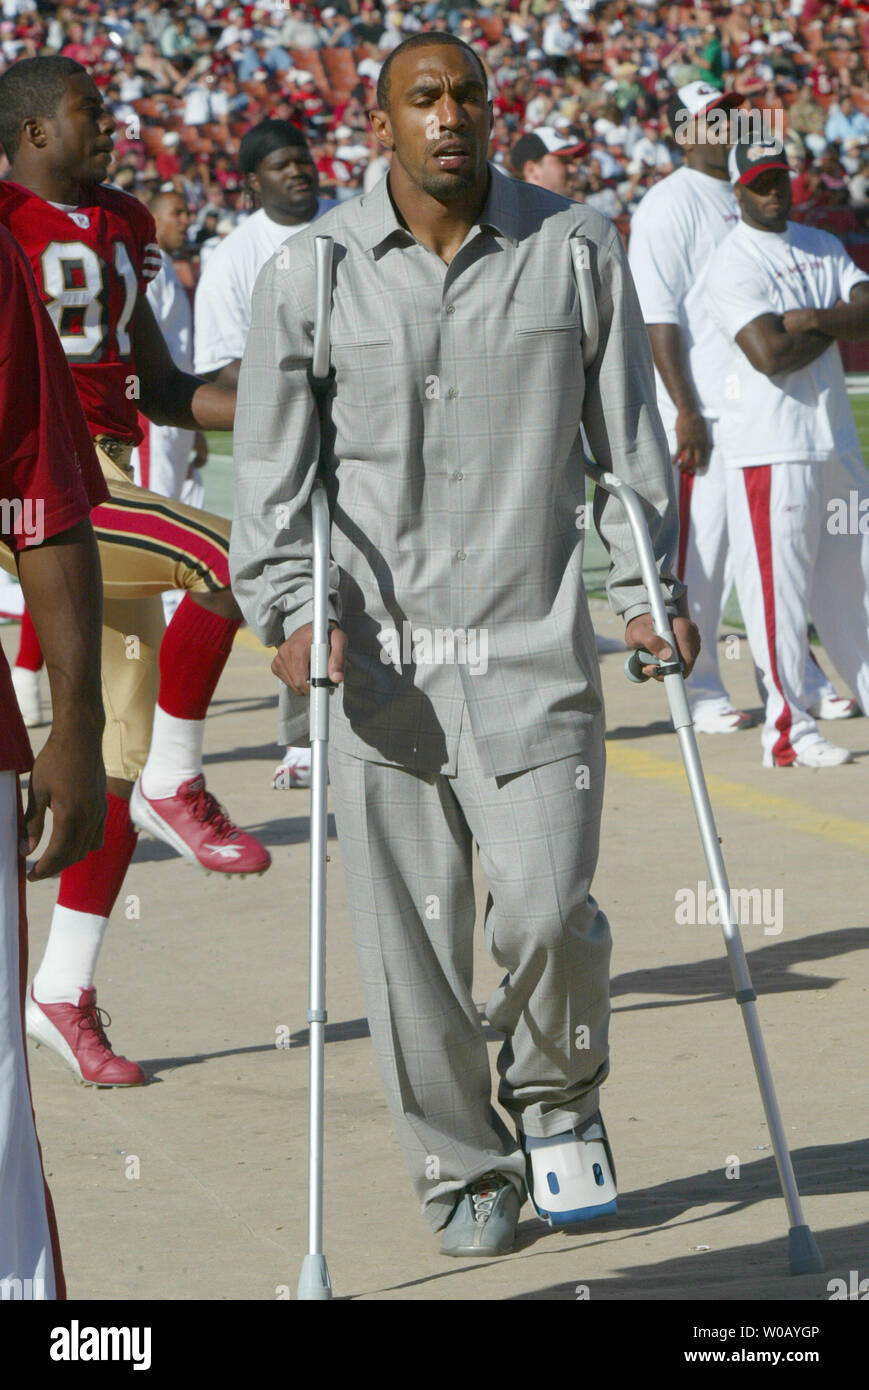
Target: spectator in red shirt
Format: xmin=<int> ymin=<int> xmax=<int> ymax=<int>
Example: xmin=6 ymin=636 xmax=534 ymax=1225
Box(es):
xmin=155 ymin=130 xmax=182 ymax=182
xmin=790 ymin=156 xmax=822 ymax=210
xmin=808 ymin=58 xmax=835 ymax=99
xmin=315 ymin=134 xmax=351 ymax=195
xmin=59 ymin=21 xmax=100 ymax=68
xmin=494 ymin=80 xmax=526 ymax=122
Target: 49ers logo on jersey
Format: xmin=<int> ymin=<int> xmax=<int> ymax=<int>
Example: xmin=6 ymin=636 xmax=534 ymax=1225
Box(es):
xmin=40 ymin=239 xmax=137 ymax=363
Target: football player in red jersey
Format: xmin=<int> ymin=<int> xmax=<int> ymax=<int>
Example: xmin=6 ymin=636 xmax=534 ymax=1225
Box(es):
xmin=0 ymin=221 xmax=107 ymax=1297
xmin=0 ymin=57 xmax=270 ymax=1088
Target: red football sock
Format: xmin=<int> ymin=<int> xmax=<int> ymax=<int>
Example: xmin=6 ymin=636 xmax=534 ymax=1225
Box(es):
xmin=157 ymin=594 xmax=240 ymax=720
xmin=57 ymin=792 xmax=138 ymax=918
xmin=16 ymin=607 xmax=43 ymax=671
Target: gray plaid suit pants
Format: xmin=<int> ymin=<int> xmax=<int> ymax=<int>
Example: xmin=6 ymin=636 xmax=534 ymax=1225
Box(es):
xmin=328 ymin=704 xmax=612 ymax=1233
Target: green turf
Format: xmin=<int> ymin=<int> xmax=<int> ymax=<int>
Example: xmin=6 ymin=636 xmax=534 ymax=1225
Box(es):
xmin=849 ymin=393 xmax=869 ymax=442
xmin=201 ymin=431 xmax=234 ymax=519
xmin=203 ymin=397 xmax=869 ymax=629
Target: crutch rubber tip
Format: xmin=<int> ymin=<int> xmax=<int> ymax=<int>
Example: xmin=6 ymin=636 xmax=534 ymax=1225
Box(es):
xmin=788 ymin=1225 xmax=823 ymax=1276
xmin=297 ymin=1253 xmax=332 ymax=1300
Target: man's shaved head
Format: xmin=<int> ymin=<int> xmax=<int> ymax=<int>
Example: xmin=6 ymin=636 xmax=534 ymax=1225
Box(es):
xmin=376 ymin=33 xmax=488 ymax=113
xmin=147 ymin=189 xmax=185 ymax=219
xmin=147 ymin=188 xmax=191 ymax=253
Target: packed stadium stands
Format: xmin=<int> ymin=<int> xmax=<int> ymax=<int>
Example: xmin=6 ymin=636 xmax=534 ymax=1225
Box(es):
xmin=4 ymin=0 xmax=869 ymax=362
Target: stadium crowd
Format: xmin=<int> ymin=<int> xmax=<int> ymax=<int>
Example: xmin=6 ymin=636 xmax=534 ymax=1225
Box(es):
xmin=2 ymin=0 xmax=869 ymax=253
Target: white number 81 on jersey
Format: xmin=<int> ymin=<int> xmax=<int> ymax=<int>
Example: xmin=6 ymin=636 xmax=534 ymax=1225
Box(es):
xmin=39 ymin=239 xmax=138 ymax=362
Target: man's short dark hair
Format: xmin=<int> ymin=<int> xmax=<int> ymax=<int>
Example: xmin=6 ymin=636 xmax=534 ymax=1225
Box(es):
xmin=376 ymin=33 xmax=488 ymax=113
xmin=510 ymin=132 xmax=547 ymax=176
xmin=0 ymin=56 xmax=86 ymax=160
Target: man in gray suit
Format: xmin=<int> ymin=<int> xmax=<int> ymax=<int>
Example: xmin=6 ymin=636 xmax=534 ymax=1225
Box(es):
xmin=231 ymin=33 xmax=699 ymax=1257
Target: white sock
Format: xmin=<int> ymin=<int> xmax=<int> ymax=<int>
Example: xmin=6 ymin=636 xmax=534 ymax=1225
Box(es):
xmin=141 ymin=705 xmax=205 ymax=799
xmin=12 ymin=666 xmax=40 ymax=693
xmin=33 ymin=906 xmax=107 ymax=1005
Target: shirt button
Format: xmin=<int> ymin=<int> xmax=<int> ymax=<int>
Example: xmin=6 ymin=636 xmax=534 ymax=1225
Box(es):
xmin=445 ymin=304 xmax=455 ymax=314
xmin=452 ymin=470 xmax=464 ymax=481
xmin=447 ymin=387 xmax=459 ymax=399
xmin=455 ymin=549 xmax=466 ymax=561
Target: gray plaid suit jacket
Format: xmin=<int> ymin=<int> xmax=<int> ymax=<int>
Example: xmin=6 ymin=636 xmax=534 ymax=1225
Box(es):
xmin=230 ymin=164 xmax=687 ymax=776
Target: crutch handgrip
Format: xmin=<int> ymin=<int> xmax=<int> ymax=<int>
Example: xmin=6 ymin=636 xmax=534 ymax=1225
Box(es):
xmin=625 ymin=648 xmax=684 ymax=683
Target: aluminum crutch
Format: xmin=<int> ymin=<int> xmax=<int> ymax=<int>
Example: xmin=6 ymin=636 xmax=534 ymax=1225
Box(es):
xmin=589 ymin=463 xmax=823 ymax=1276
xmin=297 ymin=234 xmax=336 ymax=1301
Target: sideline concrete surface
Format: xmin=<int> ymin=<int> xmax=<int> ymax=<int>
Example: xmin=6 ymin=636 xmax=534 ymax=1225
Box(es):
xmin=3 ymin=600 xmax=866 ymax=1302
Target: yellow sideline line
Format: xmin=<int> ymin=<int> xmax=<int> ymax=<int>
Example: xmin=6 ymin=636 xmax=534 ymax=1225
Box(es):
xmin=234 ymin=627 xmax=271 ymax=654
xmin=231 ymin=627 xmax=868 ymax=849
xmin=606 ymin=744 xmax=869 ymax=852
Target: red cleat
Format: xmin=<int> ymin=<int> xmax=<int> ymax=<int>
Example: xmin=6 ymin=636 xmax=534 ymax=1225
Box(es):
xmin=26 ymin=987 xmax=146 ymax=1087
xmin=130 ymin=773 xmax=271 ymax=876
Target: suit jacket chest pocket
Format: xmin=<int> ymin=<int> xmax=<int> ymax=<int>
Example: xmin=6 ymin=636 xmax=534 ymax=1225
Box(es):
xmin=330 ymin=336 xmax=398 ymax=459
xmin=513 ymin=315 xmax=584 ymax=398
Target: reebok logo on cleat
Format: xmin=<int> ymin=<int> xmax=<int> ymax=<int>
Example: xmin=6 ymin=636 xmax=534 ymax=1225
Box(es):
xmin=129 ymin=775 xmax=271 ymax=874
xmin=203 ymin=843 xmax=243 ymax=860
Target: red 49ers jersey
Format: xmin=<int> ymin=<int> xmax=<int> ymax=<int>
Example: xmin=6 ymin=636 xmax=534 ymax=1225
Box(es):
xmin=0 ymin=179 xmax=162 ymax=443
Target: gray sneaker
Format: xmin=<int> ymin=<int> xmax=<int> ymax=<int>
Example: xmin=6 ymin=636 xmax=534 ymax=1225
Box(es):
xmin=440 ymin=1172 xmax=521 ymax=1258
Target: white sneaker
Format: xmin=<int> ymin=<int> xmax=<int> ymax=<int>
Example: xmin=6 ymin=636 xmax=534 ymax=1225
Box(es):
xmin=692 ymin=708 xmax=754 ymax=734
xmin=272 ymin=748 xmax=312 ymax=789
xmin=808 ymin=695 xmax=860 ymax=721
xmin=11 ymin=666 xmax=43 ymax=727
xmin=788 ymin=739 xmax=853 ymax=768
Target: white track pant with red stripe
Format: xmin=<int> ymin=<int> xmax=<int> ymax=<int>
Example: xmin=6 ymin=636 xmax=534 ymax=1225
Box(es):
xmin=725 ymin=455 xmax=869 ymax=767
xmin=675 ymin=424 xmax=837 ymax=718
xmin=0 ymin=771 xmax=63 ymax=1299
xmin=672 ymin=429 xmax=734 ymax=717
